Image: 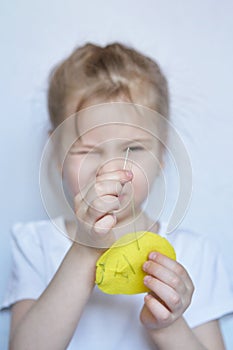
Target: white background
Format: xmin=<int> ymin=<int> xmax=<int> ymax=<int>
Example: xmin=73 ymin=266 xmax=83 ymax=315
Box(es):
xmin=0 ymin=1 xmax=233 ymax=348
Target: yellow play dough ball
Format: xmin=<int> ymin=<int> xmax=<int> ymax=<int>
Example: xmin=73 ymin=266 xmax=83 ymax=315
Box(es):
xmin=95 ymin=231 xmax=176 ymax=295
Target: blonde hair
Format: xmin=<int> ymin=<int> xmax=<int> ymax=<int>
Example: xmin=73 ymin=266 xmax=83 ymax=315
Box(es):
xmin=47 ymin=42 xmax=169 ymax=129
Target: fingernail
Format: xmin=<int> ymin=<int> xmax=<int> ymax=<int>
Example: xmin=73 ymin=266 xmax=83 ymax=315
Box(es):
xmin=125 ymin=170 xmax=133 ymax=178
xmin=145 ymin=294 xmax=152 ymax=302
xmin=143 ymin=261 xmax=150 ymax=271
xmin=149 ymin=252 xmax=157 ymax=260
xmin=144 ymin=275 xmax=151 ymax=284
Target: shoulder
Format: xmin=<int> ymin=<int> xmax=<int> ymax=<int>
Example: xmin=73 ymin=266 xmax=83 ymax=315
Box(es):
xmin=11 ymin=216 xmax=66 ymax=247
xmin=163 ymin=225 xmax=233 ymax=327
xmin=12 ymin=217 xmax=55 ymax=236
xmin=167 ymin=225 xmax=208 ymax=244
xmin=0 ymin=219 xmax=56 ymax=310
xmin=163 ymin=225 xmax=224 ymax=279
xmin=10 ymin=216 xmax=71 ymax=269
xmin=165 ymin=225 xmax=217 ymax=258
xmin=9 ymin=218 xmax=57 ymax=267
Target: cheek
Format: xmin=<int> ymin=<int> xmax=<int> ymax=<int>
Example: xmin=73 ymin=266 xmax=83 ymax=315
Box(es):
xmin=131 ymin=168 xmax=148 ymax=206
xmin=132 ymin=159 xmax=160 ymax=204
xmin=62 ymin=158 xmax=80 ymax=196
xmin=62 ymin=155 xmax=99 ymax=196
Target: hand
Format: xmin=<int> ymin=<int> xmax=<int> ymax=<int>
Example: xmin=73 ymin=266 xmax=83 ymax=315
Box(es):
xmin=140 ymin=252 xmax=194 ymax=330
xmin=74 ymin=169 xmax=133 ymax=248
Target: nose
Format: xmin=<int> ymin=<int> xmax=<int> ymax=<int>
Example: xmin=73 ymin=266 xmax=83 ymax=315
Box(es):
xmin=97 ymin=157 xmax=125 ymax=176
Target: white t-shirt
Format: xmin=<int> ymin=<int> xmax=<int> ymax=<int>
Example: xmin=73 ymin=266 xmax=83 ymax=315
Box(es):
xmin=1 ymin=217 xmax=233 ymax=349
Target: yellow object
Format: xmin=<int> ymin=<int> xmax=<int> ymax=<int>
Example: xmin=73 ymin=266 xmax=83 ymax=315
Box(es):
xmin=95 ymin=231 xmax=176 ymax=295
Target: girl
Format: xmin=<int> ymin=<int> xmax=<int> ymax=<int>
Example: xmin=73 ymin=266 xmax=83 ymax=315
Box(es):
xmin=1 ymin=42 xmax=233 ymax=350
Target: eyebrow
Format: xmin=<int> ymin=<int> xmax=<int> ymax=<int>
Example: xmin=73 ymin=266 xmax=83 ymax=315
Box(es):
xmin=78 ymin=137 xmax=154 ymax=146
xmin=70 ymin=141 xmax=96 ymax=148
xmin=124 ymin=138 xmax=154 ymax=143
xmin=121 ymin=138 xmax=155 ymax=148
xmin=70 ymin=136 xmax=156 ymax=150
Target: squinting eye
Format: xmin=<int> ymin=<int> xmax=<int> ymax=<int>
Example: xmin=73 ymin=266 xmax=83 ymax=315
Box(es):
xmin=128 ymin=146 xmax=145 ymax=152
xmin=68 ymin=149 xmax=98 ymax=155
xmin=69 ymin=149 xmax=89 ymax=155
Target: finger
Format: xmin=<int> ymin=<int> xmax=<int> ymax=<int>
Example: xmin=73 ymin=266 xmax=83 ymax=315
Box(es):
xmin=84 ymin=180 xmax=123 ymax=205
xmin=94 ymin=214 xmax=117 ymax=235
xmin=74 ymin=170 xmax=132 ymax=210
xmin=140 ymin=303 xmax=158 ymax=329
xmin=74 ymin=181 xmax=122 ymax=230
xmin=148 ymin=252 xmax=194 ymax=291
xmin=87 ymin=195 xmax=120 ymax=220
xmin=74 ymin=179 xmax=122 ymax=216
xmin=143 ymin=293 xmax=173 ymax=328
xmin=144 ymin=275 xmax=182 ymax=313
xmin=96 ymin=170 xmax=133 ymax=184
xmin=95 ymin=180 xmax=123 ymax=197
xmin=143 ymin=261 xmax=186 ymax=294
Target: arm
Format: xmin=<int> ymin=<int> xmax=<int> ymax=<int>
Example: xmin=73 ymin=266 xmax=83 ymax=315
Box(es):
xmin=10 ymin=169 xmax=131 ymax=350
xmin=147 ymin=317 xmax=225 ymax=350
xmin=140 ymin=252 xmax=226 ymax=349
xmin=193 ymin=320 xmax=225 ymax=350
xmin=10 ymin=243 xmax=101 ymax=350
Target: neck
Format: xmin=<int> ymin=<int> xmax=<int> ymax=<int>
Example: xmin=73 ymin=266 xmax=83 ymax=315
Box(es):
xmin=65 ymin=212 xmax=160 ymax=243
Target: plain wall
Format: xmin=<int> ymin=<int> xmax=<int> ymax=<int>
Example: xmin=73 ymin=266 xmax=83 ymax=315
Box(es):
xmin=1 ymin=1 xmax=233 ymax=348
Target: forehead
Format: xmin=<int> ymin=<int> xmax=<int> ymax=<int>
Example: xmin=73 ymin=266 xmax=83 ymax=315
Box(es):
xmin=76 ymin=103 xmax=158 ymax=140
xmin=79 ymin=123 xmax=154 ymax=145
xmin=59 ymin=103 xmax=163 ymax=155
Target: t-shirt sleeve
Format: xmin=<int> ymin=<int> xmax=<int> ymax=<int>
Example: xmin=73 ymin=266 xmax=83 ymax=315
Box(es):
xmin=172 ymin=231 xmax=233 ymax=328
xmin=0 ymin=222 xmax=46 ymax=310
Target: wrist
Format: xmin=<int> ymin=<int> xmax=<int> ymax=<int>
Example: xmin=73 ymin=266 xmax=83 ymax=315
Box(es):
xmin=70 ymin=241 xmax=104 ymax=265
xmin=149 ymin=316 xmax=184 ymax=335
xmin=148 ymin=317 xmax=206 ymax=350
xmin=148 ymin=317 xmax=185 ymax=347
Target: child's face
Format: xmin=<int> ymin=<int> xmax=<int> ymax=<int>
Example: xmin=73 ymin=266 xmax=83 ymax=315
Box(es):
xmin=61 ymin=103 xmax=162 ymax=224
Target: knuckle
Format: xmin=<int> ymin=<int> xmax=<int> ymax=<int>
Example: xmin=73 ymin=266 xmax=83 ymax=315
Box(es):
xmin=160 ymin=310 xmax=170 ymax=323
xmin=187 ymin=287 xmax=194 ymax=302
xmin=174 ymin=263 xmax=184 ymax=276
xmin=74 ymin=203 xmax=82 ymax=218
xmin=74 ymin=195 xmax=81 ymax=211
xmin=170 ymin=276 xmax=180 ymax=288
xmin=74 ymin=205 xmax=80 ymax=215
xmin=74 ymin=202 xmax=79 ymax=214
xmin=170 ymin=293 xmax=180 ymax=307
xmin=183 ymin=297 xmax=191 ymax=311
xmin=187 ymin=287 xmax=194 ymax=301
xmin=115 ymin=181 xmax=122 ymax=194
xmin=91 ymin=199 xmax=104 ymax=213
xmin=94 ymin=182 xmax=104 ymax=195
xmin=190 ymin=281 xmax=195 ymax=294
